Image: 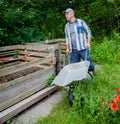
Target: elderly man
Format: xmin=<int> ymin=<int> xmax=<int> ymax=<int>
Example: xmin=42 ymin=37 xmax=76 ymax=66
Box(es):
xmin=64 ymin=8 xmax=95 ymax=73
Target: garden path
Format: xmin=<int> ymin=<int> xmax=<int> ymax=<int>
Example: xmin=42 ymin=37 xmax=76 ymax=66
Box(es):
xmin=10 ymin=91 xmax=64 ymax=124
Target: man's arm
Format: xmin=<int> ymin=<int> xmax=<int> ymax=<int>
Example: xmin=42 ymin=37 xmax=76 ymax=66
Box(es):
xmin=82 ymin=20 xmax=92 ymax=49
xmin=65 ymin=25 xmax=70 ymax=53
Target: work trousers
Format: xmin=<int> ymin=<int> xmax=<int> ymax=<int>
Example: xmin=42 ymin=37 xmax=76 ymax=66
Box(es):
xmin=70 ymin=49 xmax=94 ymax=71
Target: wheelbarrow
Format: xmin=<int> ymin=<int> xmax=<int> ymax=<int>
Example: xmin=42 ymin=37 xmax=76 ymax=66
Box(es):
xmin=52 ymin=60 xmax=90 ymax=87
xmin=52 ymin=49 xmax=93 ymax=106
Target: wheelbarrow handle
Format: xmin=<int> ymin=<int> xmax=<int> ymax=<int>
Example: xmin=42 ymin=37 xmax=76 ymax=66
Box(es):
xmin=85 ymin=48 xmax=89 ymax=61
xmin=67 ymin=53 xmax=71 ymax=64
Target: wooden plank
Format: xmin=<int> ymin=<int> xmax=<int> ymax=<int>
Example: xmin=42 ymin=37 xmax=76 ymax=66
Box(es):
xmin=0 ymin=66 xmax=54 ymax=111
xmin=0 ymin=57 xmax=53 ymax=77
xmin=0 ymin=57 xmax=20 ymax=64
xmin=26 ymin=38 xmax=65 ymax=45
xmin=41 ymin=61 xmax=53 ymax=67
xmin=18 ymin=50 xmax=50 ymax=58
xmin=0 ymin=51 xmax=17 ymax=57
xmin=0 ymin=45 xmax=21 ymax=52
xmin=0 ymin=43 xmax=53 ymax=53
xmin=0 ymin=66 xmax=54 ymax=90
xmin=0 ymin=39 xmax=65 ymax=52
xmin=44 ymin=38 xmax=65 ymax=44
xmin=0 ymin=83 xmax=45 ymax=112
xmin=18 ymin=55 xmax=40 ymax=61
xmin=0 ymin=86 xmax=57 ymax=124
xmin=0 ymin=61 xmax=22 ymax=69
xmin=18 ymin=44 xmax=52 ymax=52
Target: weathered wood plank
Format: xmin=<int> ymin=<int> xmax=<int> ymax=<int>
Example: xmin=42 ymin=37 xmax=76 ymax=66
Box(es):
xmin=0 ymin=57 xmax=21 ymax=64
xmin=0 ymin=51 xmax=17 ymax=57
xmin=0 ymin=83 xmax=45 ymax=112
xmin=0 ymin=45 xmax=21 ymax=52
xmin=0 ymin=66 xmax=54 ymax=90
xmin=0 ymin=57 xmax=53 ymax=77
xmin=0 ymin=86 xmax=57 ymax=124
xmin=18 ymin=55 xmax=41 ymax=61
xmin=18 ymin=50 xmax=50 ymax=58
xmin=26 ymin=38 xmax=65 ymax=45
xmin=18 ymin=44 xmax=53 ymax=52
xmin=0 ymin=39 xmax=65 ymax=52
xmin=44 ymin=38 xmax=65 ymax=44
xmin=0 ymin=66 xmax=54 ymax=112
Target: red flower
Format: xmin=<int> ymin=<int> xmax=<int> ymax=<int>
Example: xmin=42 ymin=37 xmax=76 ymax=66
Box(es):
xmin=116 ymin=88 xmax=120 ymax=93
xmin=113 ymin=95 xmax=120 ymax=103
xmin=116 ymin=95 xmax=120 ymax=102
xmin=110 ymin=103 xmax=119 ymax=111
xmin=114 ymin=97 xmax=118 ymax=103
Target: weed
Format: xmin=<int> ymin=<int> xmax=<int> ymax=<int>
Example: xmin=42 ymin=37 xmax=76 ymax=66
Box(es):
xmin=46 ymin=73 xmax=56 ymax=87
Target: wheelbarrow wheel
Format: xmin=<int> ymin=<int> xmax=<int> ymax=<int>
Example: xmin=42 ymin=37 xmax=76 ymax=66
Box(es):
xmin=68 ymin=90 xmax=74 ymax=107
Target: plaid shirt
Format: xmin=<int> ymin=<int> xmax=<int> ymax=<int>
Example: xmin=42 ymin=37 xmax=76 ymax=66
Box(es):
xmin=65 ymin=18 xmax=92 ymax=52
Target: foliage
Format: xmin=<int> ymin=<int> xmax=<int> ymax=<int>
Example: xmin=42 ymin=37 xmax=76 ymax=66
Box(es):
xmin=46 ymin=73 xmax=56 ymax=87
xmin=89 ymin=0 xmax=120 ymax=36
xmin=0 ymin=1 xmax=43 ymax=46
xmin=37 ymin=64 xmax=120 ymax=124
xmin=0 ymin=0 xmax=120 ymax=46
xmin=91 ymin=31 xmax=120 ymax=64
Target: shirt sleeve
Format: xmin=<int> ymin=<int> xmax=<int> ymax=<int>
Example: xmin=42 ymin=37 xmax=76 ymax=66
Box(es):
xmin=82 ymin=20 xmax=92 ymax=39
xmin=65 ymin=25 xmax=69 ymax=45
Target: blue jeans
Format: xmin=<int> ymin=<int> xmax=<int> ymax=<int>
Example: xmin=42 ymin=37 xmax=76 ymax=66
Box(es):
xmin=71 ymin=49 xmax=94 ymax=71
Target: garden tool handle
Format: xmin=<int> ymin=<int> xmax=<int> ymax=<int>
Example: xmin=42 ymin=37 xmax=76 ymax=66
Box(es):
xmin=85 ymin=48 xmax=88 ymax=61
xmin=67 ymin=53 xmax=71 ymax=64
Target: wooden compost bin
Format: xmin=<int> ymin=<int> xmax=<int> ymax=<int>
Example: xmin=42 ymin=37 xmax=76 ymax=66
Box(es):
xmin=0 ymin=39 xmax=67 ymax=123
xmin=0 ymin=43 xmax=57 ymax=112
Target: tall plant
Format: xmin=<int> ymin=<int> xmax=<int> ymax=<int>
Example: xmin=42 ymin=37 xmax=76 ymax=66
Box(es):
xmin=91 ymin=32 xmax=120 ymax=64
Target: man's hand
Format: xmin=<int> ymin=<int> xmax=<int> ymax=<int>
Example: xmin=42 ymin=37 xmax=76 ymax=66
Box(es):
xmin=87 ymin=38 xmax=91 ymax=48
xmin=66 ymin=44 xmax=70 ymax=54
xmin=87 ymin=42 xmax=90 ymax=48
xmin=66 ymin=48 xmax=70 ymax=54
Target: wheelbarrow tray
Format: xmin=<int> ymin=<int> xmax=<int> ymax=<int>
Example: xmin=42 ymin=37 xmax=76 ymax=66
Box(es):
xmin=52 ymin=60 xmax=90 ymax=87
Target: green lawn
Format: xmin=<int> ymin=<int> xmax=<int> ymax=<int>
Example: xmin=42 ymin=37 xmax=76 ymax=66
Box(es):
xmin=37 ymin=64 xmax=120 ymax=124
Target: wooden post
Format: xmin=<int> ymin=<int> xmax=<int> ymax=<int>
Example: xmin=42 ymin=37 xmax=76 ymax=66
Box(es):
xmin=54 ymin=44 xmax=61 ymax=75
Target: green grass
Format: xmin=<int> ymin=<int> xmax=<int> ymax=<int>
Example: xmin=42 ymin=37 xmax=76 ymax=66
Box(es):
xmin=37 ymin=64 xmax=120 ymax=124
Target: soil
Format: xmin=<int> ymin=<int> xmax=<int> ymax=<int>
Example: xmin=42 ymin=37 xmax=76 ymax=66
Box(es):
xmin=0 ymin=66 xmax=43 ymax=83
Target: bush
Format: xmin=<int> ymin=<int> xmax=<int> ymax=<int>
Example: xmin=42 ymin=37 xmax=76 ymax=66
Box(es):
xmin=91 ymin=32 xmax=120 ymax=64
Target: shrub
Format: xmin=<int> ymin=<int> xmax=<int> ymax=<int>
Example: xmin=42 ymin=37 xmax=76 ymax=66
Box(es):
xmin=91 ymin=32 xmax=120 ymax=64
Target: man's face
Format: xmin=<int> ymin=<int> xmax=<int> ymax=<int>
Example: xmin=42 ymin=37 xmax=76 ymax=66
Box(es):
xmin=65 ymin=12 xmax=73 ymax=21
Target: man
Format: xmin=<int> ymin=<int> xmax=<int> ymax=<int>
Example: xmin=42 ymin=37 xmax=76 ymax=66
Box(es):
xmin=64 ymin=8 xmax=95 ymax=73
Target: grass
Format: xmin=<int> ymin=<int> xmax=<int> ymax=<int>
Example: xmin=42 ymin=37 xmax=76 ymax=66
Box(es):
xmin=37 ymin=64 xmax=120 ymax=124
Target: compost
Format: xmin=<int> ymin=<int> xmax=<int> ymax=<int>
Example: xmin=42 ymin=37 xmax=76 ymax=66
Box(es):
xmin=0 ymin=66 xmax=43 ymax=83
